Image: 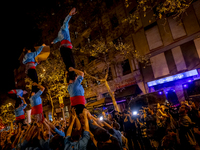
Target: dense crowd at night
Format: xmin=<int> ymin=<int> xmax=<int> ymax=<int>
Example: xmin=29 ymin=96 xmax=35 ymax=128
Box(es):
xmin=0 ymin=100 xmax=200 ymax=150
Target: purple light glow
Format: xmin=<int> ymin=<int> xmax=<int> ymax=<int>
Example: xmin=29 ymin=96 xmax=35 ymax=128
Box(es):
xmin=147 ymin=69 xmax=198 ymax=87
xmin=158 ymin=91 xmax=163 ymax=95
xmin=106 ymin=100 xmax=126 ymax=105
xmin=183 ymin=84 xmax=188 ymax=88
xmin=188 ymin=80 xmax=192 ymax=82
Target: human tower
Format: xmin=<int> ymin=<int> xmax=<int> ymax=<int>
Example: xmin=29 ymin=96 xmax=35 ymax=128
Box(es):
xmin=8 ymin=8 xmax=86 ymax=124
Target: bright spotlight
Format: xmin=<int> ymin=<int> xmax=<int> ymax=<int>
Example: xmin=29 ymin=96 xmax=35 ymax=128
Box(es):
xmin=99 ymin=116 xmax=103 ymax=121
xmin=133 ymin=111 xmax=137 ymax=115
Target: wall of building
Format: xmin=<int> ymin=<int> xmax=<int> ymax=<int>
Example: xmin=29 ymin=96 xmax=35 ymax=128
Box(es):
xmin=71 ymin=0 xmax=200 ymax=102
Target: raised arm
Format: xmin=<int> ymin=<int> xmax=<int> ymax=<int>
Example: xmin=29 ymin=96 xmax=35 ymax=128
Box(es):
xmin=33 ymin=44 xmax=46 ymax=57
xmin=83 ymin=109 xmax=89 ymax=132
xmin=66 ymin=113 xmax=76 ymax=137
xmin=69 ymin=67 xmax=84 ymax=77
xmin=62 ymin=15 xmax=72 ymax=29
xmin=71 ymin=108 xmax=81 ymax=130
xmin=44 ymin=118 xmax=55 ymax=130
xmin=32 ymin=82 xmax=45 ymax=92
xmin=62 ymin=8 xmax=76 ymax=29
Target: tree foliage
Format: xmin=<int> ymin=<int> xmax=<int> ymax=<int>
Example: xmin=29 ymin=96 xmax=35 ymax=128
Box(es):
xmin=0 ymin=104 xmax=15 ymax=125
xmin=124 ymin=0 xmax=193 ymax=25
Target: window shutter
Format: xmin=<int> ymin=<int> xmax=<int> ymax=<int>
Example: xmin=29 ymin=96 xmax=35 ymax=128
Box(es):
xmin=145 ymin=25 xmax=163 ymax=50
xmin=150 ymin=53 xmax=169 ymax=78
xmin=168 ymin=17 xmax=186 ymax=39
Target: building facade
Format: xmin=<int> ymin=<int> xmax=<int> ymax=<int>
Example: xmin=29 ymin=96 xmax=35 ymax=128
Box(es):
xmin=70 ymin=0 xmax=200 ymax=107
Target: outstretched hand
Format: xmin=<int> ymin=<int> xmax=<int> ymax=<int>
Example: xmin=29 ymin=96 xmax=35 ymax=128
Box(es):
xmin=69 ymin=8 xmax=77 ymax=16
xmin=69 ymin=67 xmax=75 ymax=72
xmin=32 ymin=82 xmax=38 ymax=86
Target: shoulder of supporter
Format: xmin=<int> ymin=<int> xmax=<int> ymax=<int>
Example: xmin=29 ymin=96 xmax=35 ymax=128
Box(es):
xmin=64 ymin=136 xmax=71 ymax=145
xmin=78 ymin=131 xmax=90 ymax=147
xmin=54 ymin=128 xmax=65 ymax=137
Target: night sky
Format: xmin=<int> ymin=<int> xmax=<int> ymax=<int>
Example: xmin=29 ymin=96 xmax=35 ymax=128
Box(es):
xmin=1 ymin=0 xmax=66 ymax=94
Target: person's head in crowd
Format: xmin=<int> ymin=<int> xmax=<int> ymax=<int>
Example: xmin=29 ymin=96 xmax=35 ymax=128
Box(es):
xmin=114 ymin=111 xmax=119 ymax=116
xmin=15 ymin=98 xmax=23 ymax=108
xmin=108 ymin=114 xmax=113 ymax=121
xmin=112 ymin=122 xmax=120 ymax=130
xmin=49 ymin=135 xmax=65 ymax=150
xmin=191 ymin=102 xmax=196 ymax=109
xmin=67 ymin=71 xmax=77 ymax=84
xmin=102 ymin=111 xmax=106 ymax=117
xmin=94 ymin=128 xmax=110 ymax=142
xmin=56 ymin=125 xmax=62 ymax=130
xmin=179 ymin=104 xmax=190 ymax=115
xmin=97 ymin=136 xmax=121 ymax=150
xmin=71 ymin=128 xmax=82 ymax=141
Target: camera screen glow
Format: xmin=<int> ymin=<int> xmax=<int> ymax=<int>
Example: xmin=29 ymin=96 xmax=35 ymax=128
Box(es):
xmin=133 ymin=111 xmax=137 ymax=115
xmin=99 ymin=116 xmax=103 ymax=121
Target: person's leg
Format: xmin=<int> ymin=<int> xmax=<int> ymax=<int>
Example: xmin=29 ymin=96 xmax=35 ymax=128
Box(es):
xmin=60 ymin=46 xmax=75 ymax=72
xmin=73 ymin=104 xmax=85 ymax=117
xmin=27 ymin=69 xmax=39 ymax=92
xmin=27 ymin=69 xmax=38 ymax=83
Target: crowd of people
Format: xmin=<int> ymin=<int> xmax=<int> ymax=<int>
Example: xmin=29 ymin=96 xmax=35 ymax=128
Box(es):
xmin=0 ymin=100 xmax=200 ymax=150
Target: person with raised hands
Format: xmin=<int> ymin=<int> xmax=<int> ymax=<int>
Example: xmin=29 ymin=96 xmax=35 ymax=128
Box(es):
xmin=51 ymin=8 xmax=76 ymax=76
xmin=44 ymin=118 xmax=65 ymax=137
xmin=64 ymin=108 xmax=90 ymax=150
xmin=30 ymin=82 xmax=45 ymax=123
xmin=22 ymin=44 xmax=46 ymax=93
xmin=67 ymin=67 xmax=86 ymax=116
xmin=14 ymin=96 xmax=27 ymax=125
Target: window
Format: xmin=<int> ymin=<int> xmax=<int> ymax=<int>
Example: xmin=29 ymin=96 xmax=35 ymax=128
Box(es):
xmin=150 ymin=53 xmax=169 ymax=78
xmin=110 ymin=14 xmax=119 ymax=29
xmin=168 ymin=16 xmax=186 ymax=39
xmin=145 ymin=22 xmax=163 ymax=50
xmin=122 ymin=59 xmax=131 ymax=76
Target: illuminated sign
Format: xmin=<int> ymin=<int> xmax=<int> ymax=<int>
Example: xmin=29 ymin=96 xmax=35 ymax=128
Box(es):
xmin=147 ymin=69 xmax=198 ymax=87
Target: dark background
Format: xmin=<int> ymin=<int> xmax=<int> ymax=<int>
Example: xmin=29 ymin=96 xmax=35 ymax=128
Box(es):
xmin=1 ymin=0 xmax=71 ymax=93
